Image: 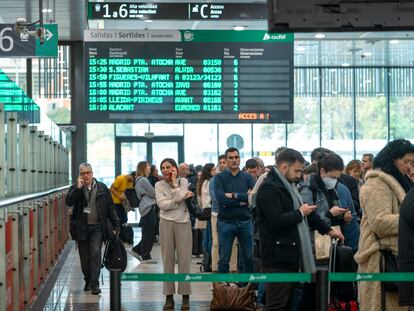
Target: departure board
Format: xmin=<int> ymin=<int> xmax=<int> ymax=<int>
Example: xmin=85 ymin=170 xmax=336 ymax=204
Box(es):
xmin=84 ymin=30 xmax=294 ymax=123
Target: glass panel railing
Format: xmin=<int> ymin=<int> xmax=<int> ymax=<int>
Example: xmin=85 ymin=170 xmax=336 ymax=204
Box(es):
xmin=0 ymin=69 xmax=69 ymax=198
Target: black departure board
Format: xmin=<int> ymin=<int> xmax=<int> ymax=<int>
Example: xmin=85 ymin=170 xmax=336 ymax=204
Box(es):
xmin=84 ymin=30 xmax=294 ymax=123
xmin=88 ymin=2 xmax=267 ymax=20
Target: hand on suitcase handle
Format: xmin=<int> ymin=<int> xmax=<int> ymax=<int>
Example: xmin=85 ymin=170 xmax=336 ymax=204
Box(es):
xmin=328 ymin=227 xmax=345 ymax=242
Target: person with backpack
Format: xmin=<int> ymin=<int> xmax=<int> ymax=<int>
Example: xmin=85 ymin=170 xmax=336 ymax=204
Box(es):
xmin=156 ymin=158 xmax=194 ymax=310
xmin=66 ymin=163 xmax=120 ymax=295
xmin=129 ymin=161 xmax=157 ymax=263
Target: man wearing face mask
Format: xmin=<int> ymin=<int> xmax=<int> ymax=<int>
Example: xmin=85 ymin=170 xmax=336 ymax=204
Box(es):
xmin=256 ymin=149 xmax=343 ymax=310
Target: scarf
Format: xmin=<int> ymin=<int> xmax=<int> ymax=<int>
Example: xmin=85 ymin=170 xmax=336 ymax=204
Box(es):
xmin=273 ymin=167 xmax=316 ymax=273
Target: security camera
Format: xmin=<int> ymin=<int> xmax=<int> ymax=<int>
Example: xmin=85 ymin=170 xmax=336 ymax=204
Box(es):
xmin=13 ymin=18 xmax=29 ymax=34
xmin=13 ymin=17 xmax=45 ymax=43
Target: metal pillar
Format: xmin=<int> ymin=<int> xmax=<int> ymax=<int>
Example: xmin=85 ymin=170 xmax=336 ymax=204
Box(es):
xmin=6 ymin=113 xmax=18 ymax=197
xmin=0 ymin=103 xmax=5 ymax=199
xmin=29 ymin=126 xmax=38 ymax=193
xmin=19 ymin=120 xmax=29 ymax=195
xmin=110 ymin=270 xmax=121 ymax=311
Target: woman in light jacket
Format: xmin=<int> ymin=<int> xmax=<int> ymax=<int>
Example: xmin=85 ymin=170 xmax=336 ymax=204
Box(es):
xmin=155 ymin=158 xmax=193 ymax=311
xmin=129 ymin=161 xmax=157 ymax=262
xmin=194 ymin=163 xmax=216 ymax=272
xmin=355 ymin=139 xmax=414 ymax=311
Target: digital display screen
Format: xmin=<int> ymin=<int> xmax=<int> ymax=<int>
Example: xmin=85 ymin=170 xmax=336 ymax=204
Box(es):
xmin=84 ymin=30 xmax=294 ymax=123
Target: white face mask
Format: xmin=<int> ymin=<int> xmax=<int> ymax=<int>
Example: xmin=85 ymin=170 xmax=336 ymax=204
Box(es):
xmin=322 ymin=177 xmax=337 ymax=189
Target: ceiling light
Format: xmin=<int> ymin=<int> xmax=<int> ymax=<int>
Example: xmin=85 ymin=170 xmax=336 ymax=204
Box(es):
xmin=314 ymin=33 xmax=325 ymax=39
xmin=341 ymin=63 xmax=350 ymax=67
xmin=362 ymin=52 xmax=372 ymax=57
xmin=390 ymin=40 xmax=399 ymax=44
xmin=42 ymin=9 xmax=52 ymax=13
xmin=296 ymin=46 xmax=306 ymax=52
xmin=233 ymin=26 xmax=245 ymax=31
xmin=144 ymin=19 xmax=153 ymax=23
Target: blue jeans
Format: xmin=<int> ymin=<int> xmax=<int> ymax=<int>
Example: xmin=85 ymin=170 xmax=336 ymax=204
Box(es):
xmin=218 ymin=219 xmax=253 ymax=273
xmin=202 ymin=220 xmax=212 ymax=270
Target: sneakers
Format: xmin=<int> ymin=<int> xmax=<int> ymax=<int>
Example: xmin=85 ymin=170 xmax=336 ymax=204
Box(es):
xmin=91 ymin=287 xmax=101 ymax=295
xmin=128 ymin=249 xmax=142 ymax=261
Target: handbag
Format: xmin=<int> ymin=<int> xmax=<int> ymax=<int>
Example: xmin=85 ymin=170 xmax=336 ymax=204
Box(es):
xmin=314 ymin=226 xmax=340 ymax=260
xmin=210 ymin=282 xmax=256 ymax=311
xmin=185 ymin=196 xmax=204 ymax=219
xmin=379 ymin=247 xmax=399 ymax=292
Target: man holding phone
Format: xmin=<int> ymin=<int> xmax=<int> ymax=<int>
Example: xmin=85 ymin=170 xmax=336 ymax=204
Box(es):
xmin=66 ymin=163 xmax=120 ymax=295
xmin=256 ymin=149 xmax=343 ymax=310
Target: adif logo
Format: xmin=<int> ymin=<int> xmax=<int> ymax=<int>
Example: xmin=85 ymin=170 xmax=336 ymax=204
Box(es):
xmin=183 ymin=31 xmax=194 ymax=41
xmin=184 ymin=274 xmax=202 ymax=281
xmin=263 ymin=33 xmax=287 ymax=41
xmin=249 ymin=274 xmax=267 ymax=282
xmin=95 ymin=4 xmax=101 ymax=12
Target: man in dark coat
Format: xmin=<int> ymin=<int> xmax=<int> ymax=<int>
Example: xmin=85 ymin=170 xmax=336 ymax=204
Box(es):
xmin=66 ymin=163 xmax=120 ymax=295
xmin=398 ymin=185 xmax=414 ymax=307
xmin=256 ymin=148 xmax=343 ymax=310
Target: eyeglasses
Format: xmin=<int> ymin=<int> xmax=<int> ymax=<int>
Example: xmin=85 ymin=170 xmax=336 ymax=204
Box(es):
xmin=80 ymin=171 xmax=92 ymax=176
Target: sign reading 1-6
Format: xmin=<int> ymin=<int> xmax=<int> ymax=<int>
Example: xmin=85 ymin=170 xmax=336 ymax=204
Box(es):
xmin=0 ymin=24 xmax=58 ymax=58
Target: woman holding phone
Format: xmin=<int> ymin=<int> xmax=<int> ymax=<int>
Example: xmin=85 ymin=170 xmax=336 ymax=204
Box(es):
xmin=155 ymin=158 xmax=193 ymax=310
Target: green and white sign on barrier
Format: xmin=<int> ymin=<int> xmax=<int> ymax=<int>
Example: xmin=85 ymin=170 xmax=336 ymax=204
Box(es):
xmin=121 ymin=273 xmax=312 ymax=283
xmin=330 ymin=272 xmax=414 ymax=282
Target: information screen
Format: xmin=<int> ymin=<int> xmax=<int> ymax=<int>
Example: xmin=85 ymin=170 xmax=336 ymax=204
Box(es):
xmin=84 ymin=30 xmax=294 ymax=123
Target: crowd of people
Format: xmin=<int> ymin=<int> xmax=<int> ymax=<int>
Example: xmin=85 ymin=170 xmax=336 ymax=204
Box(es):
xmin=66 ymin=139 xmax=414 ymax=311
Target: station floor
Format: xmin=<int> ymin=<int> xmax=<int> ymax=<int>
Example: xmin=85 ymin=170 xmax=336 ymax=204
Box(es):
xmin=32 ymin=228 xmax=215 ymax=310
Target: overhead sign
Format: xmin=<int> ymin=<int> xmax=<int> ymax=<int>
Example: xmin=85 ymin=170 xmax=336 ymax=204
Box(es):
xmin=88 ymin=2 xmax=267 ymax=20
xmin=84 ymin=30 xmax=294 ymax=124
xmin=0 ymin=24 xmax=57 ymax=58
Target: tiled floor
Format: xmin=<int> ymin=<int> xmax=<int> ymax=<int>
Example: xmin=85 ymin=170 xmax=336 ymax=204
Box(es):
xmin=36 ymin=228 xmax=213 ymax=311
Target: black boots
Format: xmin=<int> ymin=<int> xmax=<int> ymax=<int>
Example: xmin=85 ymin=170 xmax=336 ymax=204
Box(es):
xmin=163 ymin=295 xmax=174 ymax=310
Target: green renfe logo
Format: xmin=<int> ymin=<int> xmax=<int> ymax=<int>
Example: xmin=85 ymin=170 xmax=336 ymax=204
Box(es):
xmin=263 ymin=33 xmax=287 ymax=41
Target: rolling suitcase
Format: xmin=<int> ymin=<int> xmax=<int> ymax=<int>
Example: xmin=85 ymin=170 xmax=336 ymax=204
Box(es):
xmin=328 ymin=239 xmax=358 ymax=310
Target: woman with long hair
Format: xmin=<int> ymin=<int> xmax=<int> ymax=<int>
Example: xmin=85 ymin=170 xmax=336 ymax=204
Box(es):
xmin=355 ymin=139 xmax=414 ymax=311
xmin=155 ymin=158 xmax=193 ymax=310
xmin=195 ymin=163 xmax=216 ymax=272
xmin=344 ymin=159 xmax=364 ymax=189
xmin=129 ymin=161 xmax=157 ymax=262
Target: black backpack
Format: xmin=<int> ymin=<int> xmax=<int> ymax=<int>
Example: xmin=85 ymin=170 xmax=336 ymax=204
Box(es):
xmin=101 ymin=234 xmax=127 ymax=272
xmin=124 ymin=177 xmax=143 ymax=208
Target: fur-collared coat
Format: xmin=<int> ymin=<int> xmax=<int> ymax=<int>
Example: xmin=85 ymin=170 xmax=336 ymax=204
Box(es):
xmin=354 ymin=170 xmax=408 ymax=311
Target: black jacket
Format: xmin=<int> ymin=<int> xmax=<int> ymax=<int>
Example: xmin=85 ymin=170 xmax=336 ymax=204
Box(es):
xmin=256 ymin=168 xmax=331 ymax=270
xmin=66 ymin=179 xmax=120 ymax=241
xmin=398 ymin=186 xmax=414 ymax=306
xmin=338 ymin=174 xmax=361 ymax=217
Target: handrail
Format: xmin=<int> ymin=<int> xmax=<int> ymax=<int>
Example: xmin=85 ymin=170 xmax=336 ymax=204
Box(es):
xmin=0 ymin=184 xmax=71 ymax=208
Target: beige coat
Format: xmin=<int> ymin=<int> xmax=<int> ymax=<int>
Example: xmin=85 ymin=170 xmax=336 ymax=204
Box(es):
xmin=354 ymin=170 xmax=408 ymax=311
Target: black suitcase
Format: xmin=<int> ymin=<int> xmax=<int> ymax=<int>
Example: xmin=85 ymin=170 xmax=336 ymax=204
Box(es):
xmin=329 ymin=239 xmax=357 ymax=302
xmin=192 ymin=228 xmax=203 ymax=256
xmin=120 ymin=224 xmax=134 ymax=245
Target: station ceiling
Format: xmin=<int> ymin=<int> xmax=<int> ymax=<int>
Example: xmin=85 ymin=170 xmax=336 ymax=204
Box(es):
xmin=1 ymin=0 xmax=414 ymax=66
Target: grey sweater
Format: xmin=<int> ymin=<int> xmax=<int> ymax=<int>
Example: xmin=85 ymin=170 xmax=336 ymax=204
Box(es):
xmin=135 ymin=176 xmax=156 ymax=217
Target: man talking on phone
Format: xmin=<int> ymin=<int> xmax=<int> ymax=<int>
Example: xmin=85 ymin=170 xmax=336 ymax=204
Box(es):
xmin=66 ymin=163 xmax=120 ymax=295
xmin=256 ymin=149 xmax=343 ymax=310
